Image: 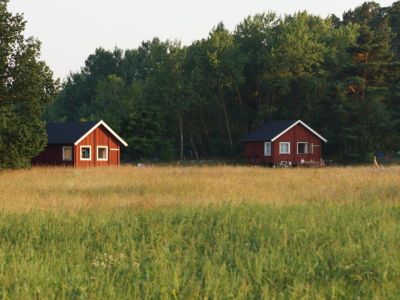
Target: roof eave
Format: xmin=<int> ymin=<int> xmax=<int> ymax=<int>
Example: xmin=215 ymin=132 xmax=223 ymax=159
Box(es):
xmin=241 ymin=139 xmax=271 ymax=143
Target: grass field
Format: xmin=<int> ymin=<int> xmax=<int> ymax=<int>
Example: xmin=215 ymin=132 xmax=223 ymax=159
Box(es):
xmin=0 ymin=165 xmax=400 ymax=298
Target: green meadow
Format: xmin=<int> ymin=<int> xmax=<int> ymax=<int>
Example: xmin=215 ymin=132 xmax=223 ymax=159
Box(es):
xmin=0 ymin=166 xmax=399 ymax=299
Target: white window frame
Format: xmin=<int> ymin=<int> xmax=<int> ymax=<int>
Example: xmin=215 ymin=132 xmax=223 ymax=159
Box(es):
xmin=279 ymin=142 xmax=290 ymax=154
xmin=297 ymin=142 xmax=308 ymax=155
xmin=264 ymin=142 xmax=271 ymax=156
xmin=62 ymin=146 xmax=72 ymax=161
xmin=80 ymin=145 xmax=91 ymax=161
xmin=97 ymin=146 xmax=109 ymax=161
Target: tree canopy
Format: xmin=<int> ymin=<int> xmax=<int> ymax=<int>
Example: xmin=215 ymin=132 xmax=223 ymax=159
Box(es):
xmin=0 ymin=0 xmax=58 ymax=169
xmin=48 ymin=1 xmax=400 ymax=163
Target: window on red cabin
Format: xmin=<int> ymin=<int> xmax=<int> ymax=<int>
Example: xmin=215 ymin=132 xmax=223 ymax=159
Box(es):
xmin=279 ymin=142 xmax=290 ymax=154
xmin=80 ymin=146 xmax=91 ymax=160
xmin=97 ymin=146 xmax=108 ymax=161
xmin=264 ymin=142 xmax=271 ymax=156
xmin=297 ymin=142 xmax=308 ymax=154
xmin=62 ymin=146 xmax=72 ymax=161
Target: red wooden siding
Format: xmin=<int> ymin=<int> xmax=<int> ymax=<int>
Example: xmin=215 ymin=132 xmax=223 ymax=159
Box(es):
xmin=243 ymin=123 xmax=323 ymax=165
xmin=31 ymin=145 xmax=74 ymax=166
xmin=32 ymin=124 xmax=123 ymax=167
xmin=74 ymin=125 xmax=120 ymax=167
xmin=272 ymin=123 xmax=322 ymax=164
xmin=243 ymin=142 xmax=272 ymax=164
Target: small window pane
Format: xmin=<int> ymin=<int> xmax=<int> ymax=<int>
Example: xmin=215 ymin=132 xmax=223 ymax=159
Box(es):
xmin=81 ymin=147 xmax=90 ymax=159
xmin=298 ymin=143 xmax=308 ymax=154
xmin=98 ymin=147 xmax=108 ymax=160
xmin=280 ymin=142 xmax=290 ymax=154
xmin=63 ymin=147 xmax=72 ymax=161
xmin=264 ymin=142 xmax=271 ymax=156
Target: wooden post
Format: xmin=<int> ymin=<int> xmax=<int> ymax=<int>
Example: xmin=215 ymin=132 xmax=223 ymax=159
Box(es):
xmin=373 ymin=156 xmax=382 ymax=170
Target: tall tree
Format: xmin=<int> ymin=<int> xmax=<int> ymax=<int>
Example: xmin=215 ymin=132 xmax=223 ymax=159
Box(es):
xmin=206 ymin=23 xmax=244 ymax=155
xmin=0 ymin=0 xmax=57 ymax=168
xmin=234 ymin=12 xmax=278 ymax=127
xmin=339 ymin=1 xmax=395 ymax=160
xmin=386 ymin=1 xmax=400 ymax=148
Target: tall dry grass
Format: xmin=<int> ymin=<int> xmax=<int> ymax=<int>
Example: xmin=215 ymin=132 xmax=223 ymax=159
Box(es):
xmin=0 ymin=165 xmax=400 ymax=298
xmin=0 ymin=165 xmax=399 ymax=212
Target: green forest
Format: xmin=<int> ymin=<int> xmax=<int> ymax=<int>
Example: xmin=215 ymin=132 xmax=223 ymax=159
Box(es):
xmin=2 ymin=1 xmax=400 ymax=167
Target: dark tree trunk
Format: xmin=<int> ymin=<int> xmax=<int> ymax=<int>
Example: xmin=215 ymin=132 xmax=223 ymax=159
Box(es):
xmin=178 ymin=113 xmax=184 ymax=160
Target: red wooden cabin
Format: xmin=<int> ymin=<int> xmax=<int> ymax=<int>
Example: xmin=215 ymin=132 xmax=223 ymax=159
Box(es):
xmin=241 ymin=120 xmax=327 ymax=166
xmin=32 ymin=120 xmax=128 ymax=167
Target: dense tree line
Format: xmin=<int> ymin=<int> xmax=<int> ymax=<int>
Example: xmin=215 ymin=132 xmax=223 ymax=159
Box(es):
xmin=0 ymin=0 xmax=57 ymax=169
xmin=48 ymin=1 xmax=400 ymax=162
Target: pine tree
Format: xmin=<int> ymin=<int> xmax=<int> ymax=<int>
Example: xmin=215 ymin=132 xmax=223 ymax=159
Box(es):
xmin=338 ymin=2 xmax=394 ymax=161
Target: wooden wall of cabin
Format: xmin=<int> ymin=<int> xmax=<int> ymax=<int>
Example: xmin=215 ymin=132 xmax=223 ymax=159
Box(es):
xmin=243 ymin=142 xmax=273 ymax=165
xmin=74 ymin=125 xmax=120 ymax=167
xmin=272 ymin=124 xmax=322 ymax=164
xmin=31 ymin=145 xmax=74 ymax=166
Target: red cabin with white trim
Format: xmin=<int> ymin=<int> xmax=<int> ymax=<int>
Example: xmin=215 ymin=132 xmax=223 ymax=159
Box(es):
xmin=241 ymin=120 xmax=327 ymax=166
xmin=32 ymin=120 xmax=128 ymax=167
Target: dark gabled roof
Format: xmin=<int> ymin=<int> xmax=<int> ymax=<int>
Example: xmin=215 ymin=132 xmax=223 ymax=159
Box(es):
xmin=241 ymin=120 xmax=296 ymax=142
xmin=46 ymin=120 xmax=129 ymax=146
xmin=46 ymin=121 xmax=98 ymax=144
xmin=241 ymin=120 xmax=328 ymax=142
xmin=241 ymin=120 xmax=297 ymax=142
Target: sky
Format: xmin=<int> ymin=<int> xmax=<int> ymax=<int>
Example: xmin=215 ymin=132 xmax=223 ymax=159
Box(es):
xmin=8 ymin=0 xmax=395 ymax=80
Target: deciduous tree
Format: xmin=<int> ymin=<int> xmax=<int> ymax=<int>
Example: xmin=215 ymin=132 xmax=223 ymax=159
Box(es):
xmin=0 ymin=0 xmax=57 ymax=168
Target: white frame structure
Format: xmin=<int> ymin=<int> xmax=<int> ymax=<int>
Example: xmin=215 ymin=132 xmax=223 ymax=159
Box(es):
xmin=264 ymin=142 xmax=271 ymax=156
xmin=271 ymin=120 xmax=327 ymax=143
xmin=279 ymin=142 xmax=290 ymax=154
xmin=74 ymin=120 xmax=128 ymax=147
xmin=80 ymin=145 xmax=91 ymax=161
xmin=297 ymin=142 xmax=308 ymax=154
xmin=97 ymin=146 xmax=109 ymax=161
xmin=62 ymin=146 xmax=73 ymax=161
